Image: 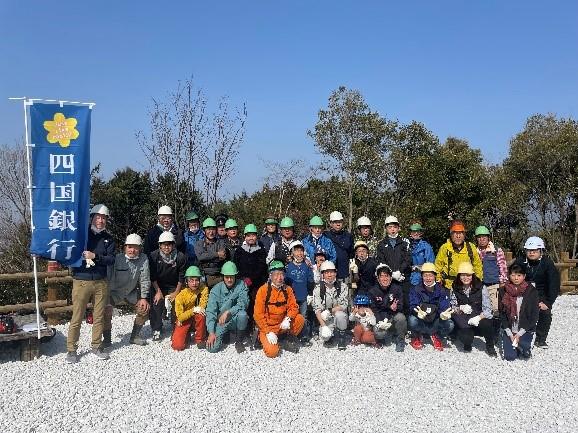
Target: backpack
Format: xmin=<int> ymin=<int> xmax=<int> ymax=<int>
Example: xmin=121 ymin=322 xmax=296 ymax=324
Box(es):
xmin=0 ymin=315 xmax=16 ymax=334
xmin=319 ymin=281 xmax=342 ymax=306
xmin=445 ymin=242 xmax=475 ymax=280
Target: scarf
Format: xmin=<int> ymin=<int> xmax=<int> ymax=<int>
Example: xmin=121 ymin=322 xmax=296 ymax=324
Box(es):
xmin=91 ymin=225 xmax=105 ymax=234
xmin=159 ymin=249 xmax=177 ymax=265
xmin=502 ymin=281 xmax=529 ymax=322
xmin=241 ymin=241 xmax=261 ymax=253
xmin=124 ymin=255 xmax=140 ymax=279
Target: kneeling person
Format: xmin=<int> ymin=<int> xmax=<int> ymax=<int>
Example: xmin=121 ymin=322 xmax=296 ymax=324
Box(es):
xmin=205 ymin=261 xmax=250 ymax=353
xmin=254 ymin=260 xmax=305 ymax=357
xmin=350 ymin=294 xmax=377 ymax=346
xmin=172 ymin=266 xmax=209 ymax=350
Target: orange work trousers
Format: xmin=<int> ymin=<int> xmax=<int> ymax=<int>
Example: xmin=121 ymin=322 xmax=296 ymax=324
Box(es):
xmin=258 ymin=314 xmax=305 ymax=358
xmin=171 ymin=314 xmax=206 ymax=351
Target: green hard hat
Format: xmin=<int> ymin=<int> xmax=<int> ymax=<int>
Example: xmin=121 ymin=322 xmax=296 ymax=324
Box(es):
xmin=185 ymin=266 xmax=202 ymax=278
xmin=309 ymin=215 xmax=324 ymax=226
xmin=186 ymin=210 xmax=199 ymax=221
xmin=409 ymin=223 xmax=423 ymax=232
xmin=264 ymin=217 xmax=278 ymax=225
xmin=475 ymin=225 xmax=491 ymax=236
xmin=202 ymin=217 xmax=217 ymax=229
xmin=221 ymin=261 xmax=238 ymax=276
xmin=224 ymin=218 xmax=238 ymax=229
xmin=279 ymin=217 xmax=294 ymax=229
xmin=244 ymin=223 xmax=258 ymax=235
xmin=268 ymin=260 xmax=285 ymax=273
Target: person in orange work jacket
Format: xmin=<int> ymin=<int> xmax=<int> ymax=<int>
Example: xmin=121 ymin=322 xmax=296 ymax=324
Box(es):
xmin=253 ymin=260 xmax=305 ymax=357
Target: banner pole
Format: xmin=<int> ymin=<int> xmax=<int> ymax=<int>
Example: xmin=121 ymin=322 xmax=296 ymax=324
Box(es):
xmin=22 ymin=98 xmax=42 ymax=340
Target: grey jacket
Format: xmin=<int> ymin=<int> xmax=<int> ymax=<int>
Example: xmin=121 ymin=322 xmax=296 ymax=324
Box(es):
xmin=108 ymin=254 xmax=151 ymax=305
xmin=312 ymin=281 xmax=349 ymax=313
xmin=194 ymin=238 xmax=227 ymax=276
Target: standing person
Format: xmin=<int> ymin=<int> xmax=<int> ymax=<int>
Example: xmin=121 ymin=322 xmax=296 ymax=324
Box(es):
xmin=234 ymin=224 xmax=269 ymax=331
xmin=407 ymin=263 xmax=454 ymax=351
xmin=149 ymin=232 xmax=187 ymax=341
xmin=312 ymin=261 xmax=349 ymax=350
xmin=172 ymin=266 xmax=209 ymax=351
xmin=143 ymin=205 xmax=184 ymax=255
xmin=302 ymin=215 xmax=337 ymax=264
xmin=267 ymin=217 xmax=297 ymax=265
xmin=368 ymin=264 xmax=407 ymax=352
xmin=354 ymin=216 xmax=379 ymax=257
xmin=350 ymin=241 xmax=378 ymax=295
xmin=195 ymin=217 xmax=228 ymax=289
xmin=66 ymin=204 xmax=115 ymax=363
xmin=224 ymin=218 xmax=242 ymax=262
xmin=500 ymin=263 xmax=540 ymax=360
xmin=205 ymin=262 xmax=250 ymax=353
xmin=183 ymin=210 xmax=204 ymax=267
xmin=253 ymin=260 xmax=305 ymax=357
xmin=474 ymin=225 xmax=508 ymax=338
xmin=449 ymin=262 xmax=496 ymax=356
xmin=284 ymin=240 xmax=315 ymax=344
xmin=376 ymin=215 xmax=412 ymax=314
xmin=215 ymin=213 xmax=228 ymax=240
xmin=514 ymin=236 xmax=560 ymax=349
xmin=435 ymin=220 xmax=483 ymax=290
xmin=324 ymin=211 xmax=354 ymax=283
xmin=104 ymin=233 xmax=150 ymax=348
xmin=408 ymin=222 xmax=435 ymax=286
xmin=260 ymin=216 xmax=281 ymax=253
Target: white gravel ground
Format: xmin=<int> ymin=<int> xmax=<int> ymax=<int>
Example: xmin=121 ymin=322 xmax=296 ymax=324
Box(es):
xmin=1 ymin=295 xmax=578 ymax=433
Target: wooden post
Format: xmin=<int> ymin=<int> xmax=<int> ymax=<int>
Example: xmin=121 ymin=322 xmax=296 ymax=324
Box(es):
xmin=505 ymin=251 xmax=513 ymax=263
xmin=560 ymin=252 xmax=570 ymax=288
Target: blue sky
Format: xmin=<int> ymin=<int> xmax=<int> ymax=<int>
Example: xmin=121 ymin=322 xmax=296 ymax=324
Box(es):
xmin=1 ymin=1 xmax=577 ymax=196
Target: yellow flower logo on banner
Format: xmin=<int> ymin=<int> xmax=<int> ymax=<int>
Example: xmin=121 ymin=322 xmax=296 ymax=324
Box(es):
xmin=43 ymin=113 xmax=80 ymax=148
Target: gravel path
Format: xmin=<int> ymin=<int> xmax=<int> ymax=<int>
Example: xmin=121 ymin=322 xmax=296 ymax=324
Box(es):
xmin=1 ymin=296 xmax=577 ymax=433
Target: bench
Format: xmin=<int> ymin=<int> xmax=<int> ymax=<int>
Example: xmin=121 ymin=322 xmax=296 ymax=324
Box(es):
xmin=0 ymin=313 xmax=56 ymax=361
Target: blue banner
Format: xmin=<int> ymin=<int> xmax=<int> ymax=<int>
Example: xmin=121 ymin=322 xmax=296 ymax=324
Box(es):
xmin=29 ymin=103 xmax=91 ymax=267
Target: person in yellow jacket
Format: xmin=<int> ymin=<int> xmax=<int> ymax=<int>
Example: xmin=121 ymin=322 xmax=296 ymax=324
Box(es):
xmin=253 ymin=260 xmax=305 ymax=358
xmin=435 ymin=220 xmax=483 ymax=290
xmin=172 ymin=266 xmax=209 ymax=350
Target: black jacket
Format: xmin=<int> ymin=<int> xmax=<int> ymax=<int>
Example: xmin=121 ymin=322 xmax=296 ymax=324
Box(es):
xmin=368 ymin=282 xmax=404 ymax=322
xmin=71 ymin=228 xmax=115 ymax=280
xmin=353 ymin=257 xmax=378 ymax=294
xmin=143 ymin=225 xmax=185 ymax=256
xmin=514 ymin=256 xmax=560 ymax=308
xmin=149 ymin=249 xmax=187 ymax=294
xmin=376 ymin=237 xmax=412 ymax=277
xmin=324 ymin=229 xmax=354 ymax=279
xmin=499 ymin=285 xmax=540 ymax=334
xmin=234 ymin=244 xmax=268 ymax=290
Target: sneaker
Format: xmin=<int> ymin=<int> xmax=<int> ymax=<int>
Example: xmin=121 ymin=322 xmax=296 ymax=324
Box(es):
xmin=519 ymin=349 xmax=532 ymax=359
xmin=410 ymin=336 xmax=423 ymax=350
xmin=485 ymin=344 xmax=498 ymax=358
xmin=431 ymin=334 xmax=444 ymax=351
xmin=534 ymin=340 xmax=548 ymax=349
xmin=235 ymin=341 xmax=245 ymax=353
xmin=463 ymin=343 xmax=472 ymax=352
xmin=88 ymin=348 xmax=110 ymax=361
xmin=152 ymin=331 xmax=161 ymax=341
xmin=395 ymin=337 xmax=406 ymax=352
xmin=283 ymin=335 xmax=300 ymax=354
xmin=65 ymin=351 xmax=78 ymax=364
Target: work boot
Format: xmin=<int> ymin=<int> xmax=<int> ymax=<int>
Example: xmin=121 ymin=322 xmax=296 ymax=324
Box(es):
xmin=485 ymin=343 xmax=497 ymax=358
xmin=282 ymin=334 xmax=300 ymax=354
xmin=234 ymin=331 xmax=246 ymax=353
xmin=196 ymin=341 xmax=206 ymax=350
xmin=129 ymin=324 xmax=147 ymax=346
xmin=102 ymin=330 xmax=112 ymax=348
xmin=395 ymin=336 xmax=406 ymax=352
xmin=534 ymin=339 xmax=548 ymax=349
xmin=337 ymin=330 xmax=347 ymax=351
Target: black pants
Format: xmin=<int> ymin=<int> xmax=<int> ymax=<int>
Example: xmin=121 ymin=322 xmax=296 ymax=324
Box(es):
xmin=535 ymin=309 xmax=552 ymax=343
xmin=456 ymin=318 xmax=494 ymax=347
xmin=149 ymin=291 xmax=176 ymax=333
xmin=401 ymin=280 xmax=411 ymax=316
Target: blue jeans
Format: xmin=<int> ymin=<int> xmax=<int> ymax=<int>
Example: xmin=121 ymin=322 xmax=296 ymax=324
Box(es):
xmin=207 ymin=311 xmax=248 ymax=353
xmin=408 ymin=315 xmax=454 ymax=337
xmin=502 ymin=331 xmax=533 ymax=361
xmin=297 ymin=300 xmax=311 ymax=338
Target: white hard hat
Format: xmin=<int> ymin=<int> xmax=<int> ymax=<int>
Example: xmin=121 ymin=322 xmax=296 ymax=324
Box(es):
xmin=125 ymin=233 xmax=142 ymax=245
xmin=357 ymin=216 xmax=372 ymax=227
xmin=329 ymin=211 xmax=344 ymax=222
xmin=524 ymin=236 xmax=545 ymax=250
xmin=158 ymin=231 xmax=175 ymax=243
xmin=158 ymin=205 xmax=173 ymax=216
xmin=319 ymin=261 xmax=336 ymax=272
xmin=90 ymin=204 xmax=110 ymax=217
xmin=384 ymin=215 xmax=399 ymax=225
xmin=289 ymin=240 xmax=304 ymax=251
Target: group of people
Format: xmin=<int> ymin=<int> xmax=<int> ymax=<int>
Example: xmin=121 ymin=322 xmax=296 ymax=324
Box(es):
xmin=64 ymin=205 xmax=560 ymax=363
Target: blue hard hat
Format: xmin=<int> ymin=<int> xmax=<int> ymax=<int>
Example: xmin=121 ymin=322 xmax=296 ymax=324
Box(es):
xmin=353 ymin=294 xmax=371 ymax=306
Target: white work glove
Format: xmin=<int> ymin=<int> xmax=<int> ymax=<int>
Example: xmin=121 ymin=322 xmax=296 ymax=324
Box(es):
xmin=459 ymin=304 xmax=473 ymax=315
xmin=511 ymin=337 xmax=518 ymax=348
xmin=192 ymin=306 xmax=205 ymax=315
xmin=320 ymin=325 xmax=333 ymax=339
xmin=467 ymin=315 xmax=481 ymax=327
xmin=164 ymin=297 xmax=172 ymax=318
xmin=375 ymin=319 xmax=392 ymax=331
xmin=349 ymin=259 xmax=358 ymax=274
xmin=414 ymin=306 xmax=427 ymax=321
xmin=307 ymin=295 xmax=314 ymax=306
xmin=391 ymin=271 xmax=405 ymax=282
xmin=266 ymin=332 xmax=278 ymax=345
xmin=85 ymin=258 xmax=95 ymax=268
xmin=320 ymin=309 xmax=332 ymax=322
xmin=280 ymin=316 xmax=291 ymax=330
xmin=439 ymin=307 xmax=453 ymax=321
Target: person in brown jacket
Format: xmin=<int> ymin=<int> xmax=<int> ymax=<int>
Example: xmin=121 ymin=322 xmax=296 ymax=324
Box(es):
xmin=253 ymin=260 xmax=305 ymax=357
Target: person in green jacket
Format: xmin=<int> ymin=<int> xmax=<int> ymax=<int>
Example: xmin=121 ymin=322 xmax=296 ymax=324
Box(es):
xmin=205 ymin=261 xmax=250 ymax=354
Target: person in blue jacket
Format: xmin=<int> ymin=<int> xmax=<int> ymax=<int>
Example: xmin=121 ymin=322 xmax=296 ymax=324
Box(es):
xmin=408 ymin=222 xmax=435 ymax=286
xmin=408 ymin=262 xmax=454 ymax=352
xmin=183 ymin=210 xmax=205 ymax=267
xmin=324 ymin=211 xmax=354 ymax=282
xmin=302 ymin=215 xmax=337 ymax=264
